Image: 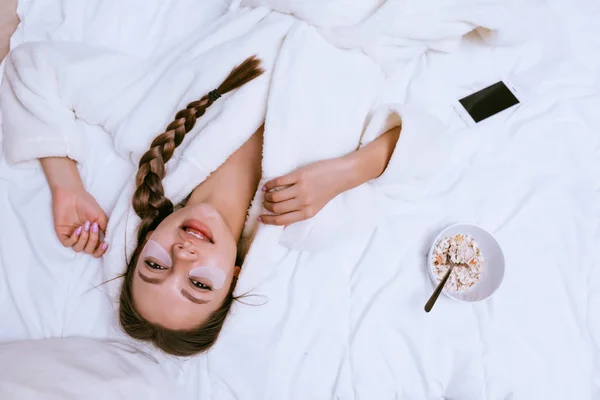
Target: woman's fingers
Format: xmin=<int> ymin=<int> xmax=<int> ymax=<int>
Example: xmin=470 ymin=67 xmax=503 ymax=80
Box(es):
xmin=263 ymin=185 xmax=296 ymax=203
xmin=84 ymin=222 xmax=100 ymax=254
xmin=263 ymin=198 xmax=299 ymax=215
xmin=263 ymin=173 xmax=298 ymax=193
xmin=64 ymin=221 xmax=107 ymax=256
xmin=62 ymin=226 xmax=82 ymax=247
xmin=92 ymin=242 xmax=109 ymax=258
xmin=96 ymin=213 xmax=109 ymax=233
xmin=72 ymin=221 xmax=91 ymax=252
xmin=259 ymin=211 xmax=305 ymax=226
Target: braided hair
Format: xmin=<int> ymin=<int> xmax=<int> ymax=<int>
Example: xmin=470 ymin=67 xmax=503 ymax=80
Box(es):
xmin=119 ymin=56 xmax=263 ymax=356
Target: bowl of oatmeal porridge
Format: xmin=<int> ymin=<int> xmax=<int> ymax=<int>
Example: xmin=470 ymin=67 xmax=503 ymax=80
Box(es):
xmin=427 ymin=223 xmax=505 ymax=302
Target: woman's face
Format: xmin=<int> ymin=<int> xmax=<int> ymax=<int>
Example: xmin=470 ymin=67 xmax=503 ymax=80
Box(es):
xmin=132 ymin=203 xmax=239 ymax=330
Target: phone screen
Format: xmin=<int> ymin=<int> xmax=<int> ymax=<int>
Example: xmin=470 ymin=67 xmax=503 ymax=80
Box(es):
xmin=459 ymin=81 xmax=519 ymax=123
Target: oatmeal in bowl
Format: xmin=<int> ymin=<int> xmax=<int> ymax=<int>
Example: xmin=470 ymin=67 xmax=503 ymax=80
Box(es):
xmin=432 ymin=233 xmax=484 ymax=293
xmin=427 ymin=224 xmax=505 ymax=302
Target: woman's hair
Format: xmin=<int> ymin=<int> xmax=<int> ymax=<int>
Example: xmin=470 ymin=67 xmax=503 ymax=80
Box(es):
xmin=119 ymin=56 xmax=264 ymax=357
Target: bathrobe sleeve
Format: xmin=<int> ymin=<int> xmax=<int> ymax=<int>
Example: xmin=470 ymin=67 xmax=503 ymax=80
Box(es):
xmin=1 ymin=42 xmax=143 ymax=166
xmin=1 ymin=9 xmax=289 ymax=169
xmin=359 ymin=102 xmax=452 ymax=201
xmin=279 ymin=102 xmax=453 ymax=252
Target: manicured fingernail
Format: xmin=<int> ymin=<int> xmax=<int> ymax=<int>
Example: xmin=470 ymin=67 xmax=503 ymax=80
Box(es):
xmin=75 ymin=226 xmax=82 ymax=235
xmin=101 ymin=243 xmax=108 ymax=250
xmin=257 ymin=216 xmax=263 ymax=223
xmin=261 ymin=186 xmax=266 ymax=192
xmin=84 ymin=221 xmax=91 ymax=231
xmin=92 ymin=222 xmax=99 ymax=233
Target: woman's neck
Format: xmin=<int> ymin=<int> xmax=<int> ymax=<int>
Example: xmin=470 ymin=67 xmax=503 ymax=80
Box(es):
xmin=186 ymin=126 xmax=263 ymax=240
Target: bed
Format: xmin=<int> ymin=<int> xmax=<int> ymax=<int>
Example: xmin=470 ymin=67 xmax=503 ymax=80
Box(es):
xmin=0 ymin=1 xmax=599 ymax=399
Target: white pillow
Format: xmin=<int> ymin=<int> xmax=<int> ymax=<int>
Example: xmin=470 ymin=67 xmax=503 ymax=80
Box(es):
xmin=0 ymin=337 xmax=180 ymax=400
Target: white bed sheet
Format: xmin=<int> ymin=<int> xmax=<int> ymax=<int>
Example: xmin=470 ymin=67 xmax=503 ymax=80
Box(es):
xmin=1 ymin=1 xmax=599 ymax=399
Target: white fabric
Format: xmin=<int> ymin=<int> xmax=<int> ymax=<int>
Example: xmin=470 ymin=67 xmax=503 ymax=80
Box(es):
xmin=0 ymin=337 xmax=181 ymax=399
xmin=240 ymin=0 xmax=384 ymax=27
xmin=0 ymin=1 xmax=599 ymax=400
xmin=239 ymin=0 xmax=526 ymax=72
xmin=319 ymin=0 xmax=527 ymax=75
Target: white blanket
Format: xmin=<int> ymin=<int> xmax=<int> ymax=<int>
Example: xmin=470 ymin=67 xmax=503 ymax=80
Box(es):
xmin=0 ymin=337 xmax=182 ymax=399
xmin=1 ymin=0 xmax=599 ymax=399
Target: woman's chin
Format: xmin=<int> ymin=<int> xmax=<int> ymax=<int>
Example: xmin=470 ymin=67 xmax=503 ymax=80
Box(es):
xmin=183 ymin=203 xmax=220 ymax=222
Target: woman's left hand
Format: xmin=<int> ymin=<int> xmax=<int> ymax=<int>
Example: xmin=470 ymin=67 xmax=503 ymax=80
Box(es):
xmin=259 ymin=158 xmax=351 ymax=226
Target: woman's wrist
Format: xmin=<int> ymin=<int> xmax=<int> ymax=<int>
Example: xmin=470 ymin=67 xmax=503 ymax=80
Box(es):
xmin=333 ymin=152 xmax=373 ymax=195
xmin=40 ymin=157 xmax=84 ymax=193
xmin=339 ymin=126 xmax=401 ymax=191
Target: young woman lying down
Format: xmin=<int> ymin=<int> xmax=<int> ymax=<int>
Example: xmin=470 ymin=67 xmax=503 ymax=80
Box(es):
xmin=1 ymin=8 xmax=448 ymax=356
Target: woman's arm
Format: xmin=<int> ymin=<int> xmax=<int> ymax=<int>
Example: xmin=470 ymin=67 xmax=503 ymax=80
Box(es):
xmin=261 ymin=105 xmax=451 ymax=230
xmin=40 ymin=157 xmax=85 ymax=193
xmin=3 ymin=42 xmax=139 ymax=255
xmin=41 ymin=157 xmax=109 ymax=257
xmin=337 ymin=125 xmax=401 ymax=192
xmin=259 ymin=126 xmax=400 ymax=226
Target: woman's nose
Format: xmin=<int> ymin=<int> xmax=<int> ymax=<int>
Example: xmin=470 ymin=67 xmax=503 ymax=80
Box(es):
xmin=173 ymin=242 xmax=198 ymax=261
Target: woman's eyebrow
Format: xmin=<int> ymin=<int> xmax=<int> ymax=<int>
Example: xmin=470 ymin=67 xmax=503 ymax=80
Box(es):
xmin=138 ymin=271 xmax=164 ymax=285
xmin=138 ymin=271 xmax=208 ymax=304
xmin=181 ymin=289 xmax=209 ymax=304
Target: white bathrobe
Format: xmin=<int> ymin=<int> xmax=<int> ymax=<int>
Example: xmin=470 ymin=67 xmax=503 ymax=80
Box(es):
xmin=0 ymin=2 xmax=504 ymax=301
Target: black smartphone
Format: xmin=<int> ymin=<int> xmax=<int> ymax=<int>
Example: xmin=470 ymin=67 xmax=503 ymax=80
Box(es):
xmin=458 ymin=81 xmax=520 ymax=124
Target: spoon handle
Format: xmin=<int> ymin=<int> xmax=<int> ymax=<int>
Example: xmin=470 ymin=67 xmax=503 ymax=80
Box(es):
xmin=424 ymin=265 xmax=454 ymax=313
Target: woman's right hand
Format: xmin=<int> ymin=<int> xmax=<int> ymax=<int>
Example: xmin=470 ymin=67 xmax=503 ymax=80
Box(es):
xmin=51 ymin=185 xmax=109 ymax=258
xmin=40 ymin=157 xmax=109 ymax=258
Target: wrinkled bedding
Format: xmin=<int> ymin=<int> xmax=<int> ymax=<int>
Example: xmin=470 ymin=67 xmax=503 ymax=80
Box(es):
xmin=0 ymin=1 xmax=599 ymax=399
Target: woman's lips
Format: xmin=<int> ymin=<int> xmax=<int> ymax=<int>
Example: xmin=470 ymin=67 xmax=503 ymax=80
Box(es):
xmin=181 ymin=219 xmax=214 ymax=243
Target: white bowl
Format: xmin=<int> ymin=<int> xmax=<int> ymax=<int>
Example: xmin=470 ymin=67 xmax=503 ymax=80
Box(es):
xmin=427 ymin=223 xmax=505 ymax=302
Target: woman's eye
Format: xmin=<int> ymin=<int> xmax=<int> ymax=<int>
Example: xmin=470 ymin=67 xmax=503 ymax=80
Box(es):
xmin=145 ymin=260 xmax=167 ymax=270
xmin=190 ymin=279 xmax=212 ymax=291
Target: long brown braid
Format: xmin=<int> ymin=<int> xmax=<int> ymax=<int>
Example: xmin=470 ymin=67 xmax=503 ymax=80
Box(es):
xmin=131 ymin=56 xmax=263 ymax=243
xmin=119 ymin=56 xmax=263 ymax=357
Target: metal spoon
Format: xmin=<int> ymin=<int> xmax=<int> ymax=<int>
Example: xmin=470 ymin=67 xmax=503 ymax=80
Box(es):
xmin=424 ymin=263 xmax=457 ymax=313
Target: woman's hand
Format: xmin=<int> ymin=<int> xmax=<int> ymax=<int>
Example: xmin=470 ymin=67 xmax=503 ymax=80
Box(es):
xmin=259 ymin=158 xmax=352 ymax=226
xmin=51 ymin=185 xmax=109 ymax=257
xmin=259 ymin=126 xmax=401 ymax=227
xmin=40 ymin=157 xmax=109 ymax=257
